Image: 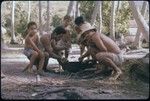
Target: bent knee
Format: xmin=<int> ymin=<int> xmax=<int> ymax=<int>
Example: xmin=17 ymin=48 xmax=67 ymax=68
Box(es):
xmin=44 ymin=52 xmax=49 ymax=57
xmin=32 ymin=51 xmax=38 ymax=57
xmin=95 ymin=53 xmax=103 ymax=60
xmin=39 ymin=53 xmax=45 ymax=58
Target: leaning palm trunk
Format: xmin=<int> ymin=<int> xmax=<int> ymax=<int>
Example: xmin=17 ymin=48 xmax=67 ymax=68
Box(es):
xmin=133 ymin=1 xmax=148 ymax=48
xmin=128 ymin=1 xmax=149 ymax=42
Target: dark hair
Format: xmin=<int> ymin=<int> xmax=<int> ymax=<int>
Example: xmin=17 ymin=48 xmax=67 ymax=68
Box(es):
xmin=63 ymin=15 xmax=72 ymax=21
xmin=75 ymin=16 xmax=85 ymax=26
xmin=27 ymin=21 xmax=37 ymax=29
xmin=52 ymin=26 xmax=66 ymax=36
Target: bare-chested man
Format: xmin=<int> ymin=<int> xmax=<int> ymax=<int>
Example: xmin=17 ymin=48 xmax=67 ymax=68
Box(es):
xmin=75 ymin=21 xmax=124 ymax=80
xmin=23 ymin=21 xmax=48 ymax=75
xmin=40 ymin=26 xmax=69 ymax=71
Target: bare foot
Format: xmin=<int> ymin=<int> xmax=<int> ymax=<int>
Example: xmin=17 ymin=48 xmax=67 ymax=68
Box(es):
xmin=37 ymin=70 xmax=49 ymax=76
xmin=27 ymin=68 xmax=34 ymax=73
xmin=22 ymin=64 xmax=29 ymax=72
xmin=109 ymin=71 xmax=122 ymax=80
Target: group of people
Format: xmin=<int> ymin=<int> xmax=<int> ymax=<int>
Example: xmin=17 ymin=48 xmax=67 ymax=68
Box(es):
xmin=23 ymin=15 xmax=124 ymax=80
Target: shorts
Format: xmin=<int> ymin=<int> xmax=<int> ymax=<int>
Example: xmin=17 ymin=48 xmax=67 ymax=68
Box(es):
xmin=113 ymin=53 xmax=124 ymax=65
xmin=23 ymin=48 xmax=39 ymax=65
xmin=23 ymin=48 xmax=33 ymax=58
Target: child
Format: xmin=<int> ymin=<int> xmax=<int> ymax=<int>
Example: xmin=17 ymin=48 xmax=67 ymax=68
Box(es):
xmin=23 ymin=21 xmax=46 ymax=75
xmin=57 ymin=15 xmax=72 ymax=59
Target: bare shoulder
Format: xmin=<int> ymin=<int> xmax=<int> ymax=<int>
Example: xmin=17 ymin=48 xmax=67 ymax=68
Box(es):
xmin=25 ymin=34 xmax=30 ymax=41
xmin=90 ymin=32 xmax=100 ymax=40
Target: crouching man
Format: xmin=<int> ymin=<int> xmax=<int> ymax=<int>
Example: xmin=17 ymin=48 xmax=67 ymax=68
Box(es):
xmin=76 ymin=21 xmax=124 ymax=80
xmin=40 ymin=26 xmax=69 ymax=72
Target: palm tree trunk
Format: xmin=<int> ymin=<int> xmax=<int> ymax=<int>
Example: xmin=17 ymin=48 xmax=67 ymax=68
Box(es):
xmin=128 ymin=1 xmax=149 ymax=42
xmin=133 ymin=1 xmax=148 ymax=48
xmin=67 ymin=1 xmax=75 ymax=17
xmin=10 ymin=1 xmax=16 ymax=44
xmin=91 ymin=1 xmax=99 ymax=26
xmin=75 ymin=1 xmax=80 ymax=18
xmin=98 ymin=1 xmax=102 ymax=33
xmin=46 ymin=1 xmax=50 ymax=32
xmin=39 ymin=1 xmax=42 ymax=35
xmin=110 ymin=1 xmax=116 ymax=40
xmin=27 ymin=1 xmax=31 ymax=23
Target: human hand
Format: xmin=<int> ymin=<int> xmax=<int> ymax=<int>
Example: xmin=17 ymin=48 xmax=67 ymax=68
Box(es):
xmin=78 ymin=56 xmax=83 ymax=62
xmin=64 ymin=42 xmax=71 ymax=49
xmin=38 ymin=50 xmax=43 ymax=55
xmin=61 ymin=58 xmax=68 ymax=63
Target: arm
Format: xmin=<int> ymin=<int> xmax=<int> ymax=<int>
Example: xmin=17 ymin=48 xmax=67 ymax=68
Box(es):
xmin=91 ymin=33 xmax=107 ymax=52
xmin=81 ymin=50 xmax=90 ymax=58
xmin=28 ymin=37 xmax=40 ymax=53
xmin=49 ymin=52 xmax=62 ymax=60
xmin=78 ymin=49 xmax=90 ymax=62
xmin=36 ymin=35 xmax=41 ymax=48
xmin=51 ymin=39 xmax=66 ymax=51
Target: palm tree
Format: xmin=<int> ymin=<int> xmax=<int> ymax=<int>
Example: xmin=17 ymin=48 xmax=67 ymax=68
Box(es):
xmin=110 ymin=1 xmax=117 ymax=40
xmin=128 ymin=1 xmax=149 ymax=42
xmin=27 ymin=1 xmax=31 ymax=23
xmin=10 ymin=1 xmax=17 ymax=44
xmin=75 ymin=1 xmax=80 ymax=18
xmin=1 ymin=27 xmax=8 ymax=49
xmin=67 ymin=1 xmax=75 ymax=16
xmin=133 ymin=1 xmax=148 ymax=48
xmin=46 ymin=1 xmax=50 ymax=32
xmin=98 ymin=1 xmax=102 ymax=33
xmin=91 ymin=1 xmax=99 ymax=26
xmin=39 ymin=1 xmax=42 ymax=35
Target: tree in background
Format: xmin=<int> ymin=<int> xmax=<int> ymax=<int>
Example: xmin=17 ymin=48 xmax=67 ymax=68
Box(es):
xmin=133 ymin=1 xmax=148 ymax=48
xmin=27 ymin=1 xmax=31 ymax=23
xmin=129 ymin=1 xmax=149 ymax=42
xmin=67 ymin=1 xmax=75 ymax=17
xmin=91 ymin=1 xmax=99 ymax=26
xmin=10 ymin=1 xmax=17 ymax=44
xmin=79 ymin=1 xmax=95 ymax=22
xmin=109 ymin=1 xmax=117 ymax=40
xmin=115 ymin=1 xmax=132 ymax=36
xmin=98 ymin=1 xmax=102 ymax=34
xmin=39 ymin=1 xmax=42 ymax=35
xmin=46 ymin=1 xmax=50 ymax=33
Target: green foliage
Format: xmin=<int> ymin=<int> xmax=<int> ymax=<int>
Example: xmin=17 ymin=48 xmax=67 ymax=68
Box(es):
xmin=115 ymin=1 xmax=132 ymax=35
xmin=79 ymin=1 xmax=132 ymax=36
xmin=51 ymin=15 xmax=61 ymax=27
xmin=102 ymin=1 xmax=111 ymax=34
xmin=79 ymin=1 xmax=95 ymax=22
xmin=2 ymin=1 xmax=132 ymax=41
xmin=15 ymin=3 xmax=28 ymax=38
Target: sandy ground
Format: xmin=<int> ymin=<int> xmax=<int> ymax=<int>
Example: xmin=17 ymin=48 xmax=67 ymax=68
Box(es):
xmin=1 ymin=45 xmax=149 ymax=100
